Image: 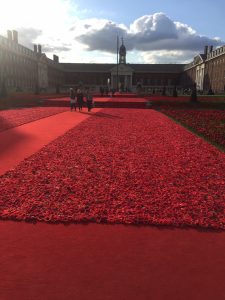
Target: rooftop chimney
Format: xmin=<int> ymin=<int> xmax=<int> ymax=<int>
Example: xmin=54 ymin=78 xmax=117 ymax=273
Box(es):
xmin=204 ymin=45 xmax=208 ymax=55
xmin=53 ymin=54 xmax=59 ymax=63
xmin=7 ymin=30 xmax=12 ymax=41
xmin=34 ymin=44 xmax=37 ymax=53
xmin=209 ymin=45 xmax=213 ymax=53
xmin=38 ymin=44 xmax=42 ymax=53
xmin=12 ymin=30 xmax=18 ymax=43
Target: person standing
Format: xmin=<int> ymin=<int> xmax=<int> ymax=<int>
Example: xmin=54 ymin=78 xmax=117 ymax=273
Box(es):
xmin=77 ymin=89 xmax=84 ymax=111
xmin=86 ymin=89 xmax=93 ymax=112
xmin=69 ymin=88 xmax=76 ymax=111
xmin=100 ymin=86 xmax=104 ymax=97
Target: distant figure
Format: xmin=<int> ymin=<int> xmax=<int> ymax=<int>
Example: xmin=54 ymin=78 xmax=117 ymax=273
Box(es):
xmin=77 ymin=89 xmax=84 ymax=111
xmin=100 ymin=86 xmax=104 ymax=97
xmin=104 ymin=86 xmax=109 ymax=96
xmin=86 ymin=89 xmax=93 ymax=112
xmin=69 ymin=88 xmax=76 ymax=111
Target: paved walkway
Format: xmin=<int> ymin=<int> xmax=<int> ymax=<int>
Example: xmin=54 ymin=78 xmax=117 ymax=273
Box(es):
xmin=0 ymin=107 xmax=225 ymax=300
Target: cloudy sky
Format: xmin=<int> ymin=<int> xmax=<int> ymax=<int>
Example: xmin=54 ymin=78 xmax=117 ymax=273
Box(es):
xmin=0 ymin=0 xmax=224 ymax=64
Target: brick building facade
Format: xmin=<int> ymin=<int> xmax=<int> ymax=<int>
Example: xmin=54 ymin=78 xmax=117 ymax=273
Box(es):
xmin=181 ymin=45 xmax=225 ymax=93
xmin=1 ymin=30 xmax=225 ymax=95
xmin=0 ymin=30 xmax=64 ymax=94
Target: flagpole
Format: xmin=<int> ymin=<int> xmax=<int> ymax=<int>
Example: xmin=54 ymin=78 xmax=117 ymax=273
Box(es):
xmin=116 ymin=34 xmax=119 ymax=92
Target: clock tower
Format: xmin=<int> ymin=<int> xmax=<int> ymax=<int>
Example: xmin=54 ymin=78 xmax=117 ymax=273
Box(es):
xmin=119 ymin=38 xmax=126 ymax=64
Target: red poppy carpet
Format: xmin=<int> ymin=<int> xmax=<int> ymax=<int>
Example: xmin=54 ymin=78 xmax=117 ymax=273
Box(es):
xmin=0 ymin=108 xmax=224 ymax=229
xmin=0 ymin=105 xmax=225 ymax=299
xmin=0 ymin=107 xmax=68 ymax=132
xmin=0 ymin=108 xmax=102 ymax=176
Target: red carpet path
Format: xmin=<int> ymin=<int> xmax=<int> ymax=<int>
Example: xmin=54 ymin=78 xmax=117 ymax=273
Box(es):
xmin=0 ymin=109 xmax=101 ymax=176
xmin=0 ymin=107 xmax=225 ymax=299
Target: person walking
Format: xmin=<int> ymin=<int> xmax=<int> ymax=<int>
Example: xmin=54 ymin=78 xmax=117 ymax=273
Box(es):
xmin=69 ymin=88 xmax=76 ymax=111
xmin=85 ymin=89 xmax=93 ymax=112
xmin=77 ymin=89 xmax=84 ymax=111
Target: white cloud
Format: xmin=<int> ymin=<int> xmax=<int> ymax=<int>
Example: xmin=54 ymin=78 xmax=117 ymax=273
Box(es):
xmin=0 ymin=0 xmax=73 ymax=33
xmin=130 ymin=12 xmax=177 ymax=38
xmin=72 ymin=19 xmax=127 ymax=52
xmin=0 ymin=2 xmax=223 ymax=63
xmin=12 ymin=28 xmax=42 ymax=49
xmin=141 ymin=50 xmax=195 ymax=64
xmin=75 ymin=12 xmax=223 ymax=54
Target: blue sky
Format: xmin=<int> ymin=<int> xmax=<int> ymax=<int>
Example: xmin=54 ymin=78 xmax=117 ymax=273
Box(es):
xmin=73 ymin=0 xmax=225 ymax=38
xmin=0 ymin=0 xmax=224 ymax=64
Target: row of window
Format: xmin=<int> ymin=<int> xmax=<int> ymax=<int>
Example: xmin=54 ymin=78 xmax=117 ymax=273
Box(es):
xmin=185 ymin=51 xmax=225 ymax=71
xmin=0 ymin=36 xmax=35 ymax=58
xmin=210 ymin=58 xmax=225 ymax=65
xmin=6 ymin=77 xmax=36 ymax=88
xmin=65 ymin=75 xmax=176 ymax=86
xmin=210 ymin=72 xmax=225 ymax=80
xmin=2 ymin=64 xmax=36 ymax=77
xmin=0 ymin=52 xmax=36 ymax=66
xmin=133 ymin=76 xmax=177 ymax=86
xmin=207 ymin=46 xmax=225 ymax=59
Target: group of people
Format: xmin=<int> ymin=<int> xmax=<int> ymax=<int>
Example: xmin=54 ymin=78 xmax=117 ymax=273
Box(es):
xmin=99 ymin=86 xmax=116 ymax=97
xmin=69 ymin=88 xmax=94 ymax=112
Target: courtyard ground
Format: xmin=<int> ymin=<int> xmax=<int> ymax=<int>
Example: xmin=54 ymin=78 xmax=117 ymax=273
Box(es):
xmin=0 ymin=98 xmax=225 ymax=299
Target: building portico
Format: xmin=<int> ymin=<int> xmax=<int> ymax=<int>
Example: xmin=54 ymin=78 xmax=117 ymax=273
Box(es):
xmin=110 ymin=64 xmax=134 ymax=91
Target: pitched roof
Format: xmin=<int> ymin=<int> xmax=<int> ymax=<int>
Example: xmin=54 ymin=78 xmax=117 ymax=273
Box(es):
xmin=129 ymin=64 xmax=185 ymax=73
xmin=61 ymin=63 xmax=115 ymax=72
xmin=61 ymin=63 xmax=185 ymax=73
